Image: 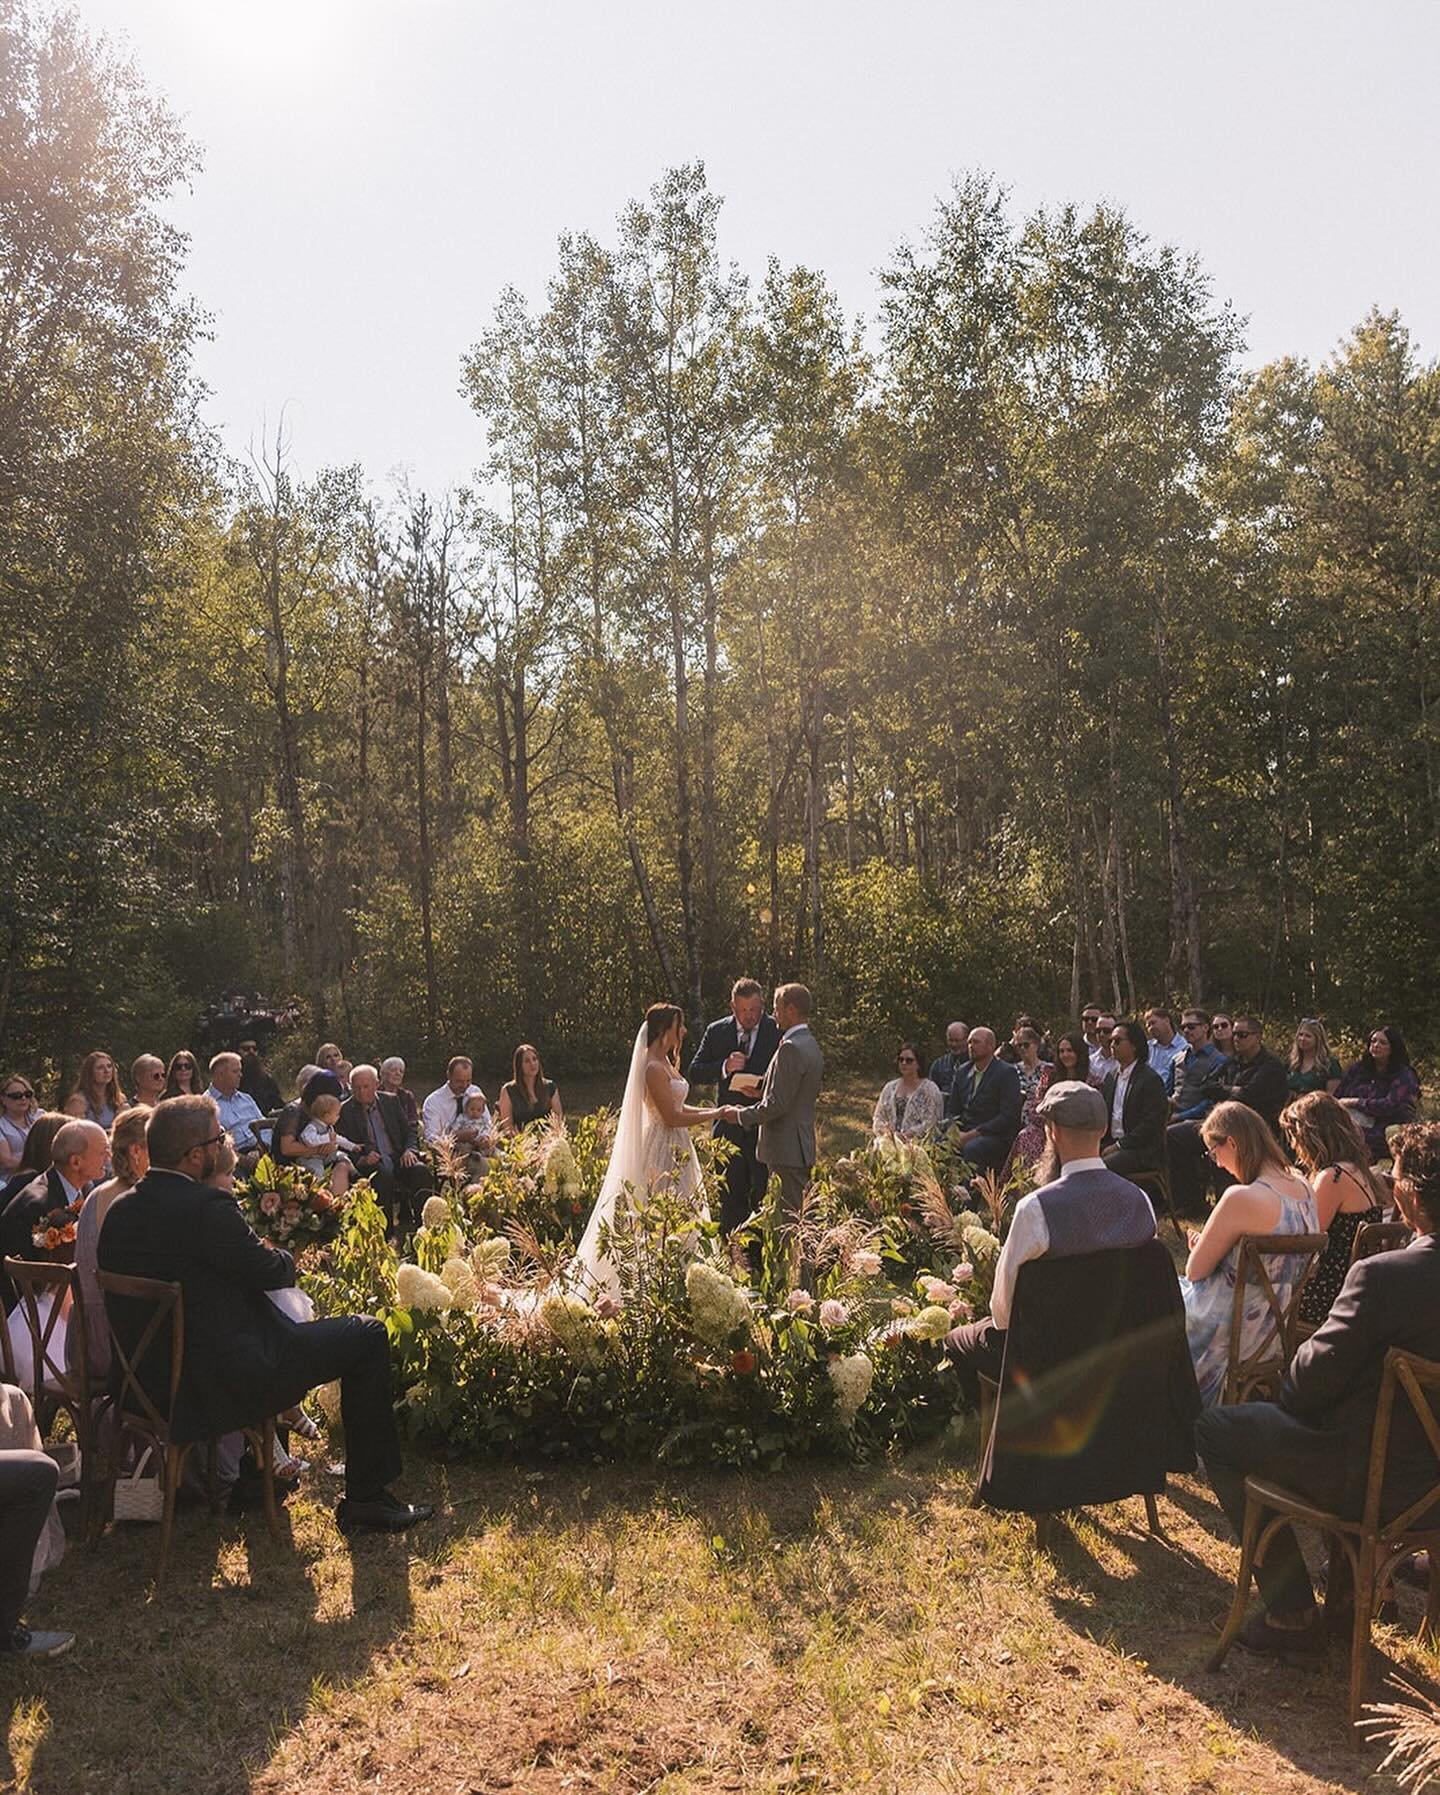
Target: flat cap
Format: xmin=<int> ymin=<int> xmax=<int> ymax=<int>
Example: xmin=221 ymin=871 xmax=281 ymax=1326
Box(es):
xmin=1035 ymin=1079 xmax=1107 ymax=1130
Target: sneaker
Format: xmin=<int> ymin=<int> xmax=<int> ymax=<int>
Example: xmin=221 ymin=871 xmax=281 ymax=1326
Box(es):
xmin=335 ymin=1490 xmax=435 ymax=1534
xmin=2 ymin=1625 xmax=75 ymax=1660
xmin=1236 ymin=1608 xmax=1326 ymax=1659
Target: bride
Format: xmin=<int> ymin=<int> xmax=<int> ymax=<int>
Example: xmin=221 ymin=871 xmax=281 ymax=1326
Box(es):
xmin=572 ymin=1003 xmax=723 ymax=1299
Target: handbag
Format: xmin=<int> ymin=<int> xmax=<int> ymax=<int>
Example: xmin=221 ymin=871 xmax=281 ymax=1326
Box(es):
xmin=113 ymin=1444 xmax=164 ymax=1523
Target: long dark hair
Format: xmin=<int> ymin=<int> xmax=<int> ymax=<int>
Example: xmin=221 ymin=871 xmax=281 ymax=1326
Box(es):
xmin=645 ymin=1003 xmax=684 ymax=1067
xmin=164 ymin=1050 xmax=204 ymax=1098
xmin=1054 ymin=1031 xmax=1092 ymax=1081
xmin=1362 ymin=1024 xmax=1412 ymax=1080
xmin=512 ymin=1042 xmax=546 ymax=1104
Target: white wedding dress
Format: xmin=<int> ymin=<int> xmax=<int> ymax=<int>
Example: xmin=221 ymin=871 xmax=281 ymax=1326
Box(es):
xmin=571 ymin=1024 xmax=708 ymax=1300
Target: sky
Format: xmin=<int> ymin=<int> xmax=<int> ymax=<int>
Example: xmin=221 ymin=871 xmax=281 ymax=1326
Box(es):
xmin=83 ymin=0 xmax=1440 ymax=495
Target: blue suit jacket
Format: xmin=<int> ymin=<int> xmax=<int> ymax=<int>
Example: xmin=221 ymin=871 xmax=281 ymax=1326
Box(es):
xmin=688 ymin=1013 xmax=781 ymax=1106
xmin=944 ymin=1057 xmax=1023 ymax=1142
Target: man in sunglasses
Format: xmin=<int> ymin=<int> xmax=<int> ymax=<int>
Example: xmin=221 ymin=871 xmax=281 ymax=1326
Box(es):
xmin=1169 ymin=1011 xmax=1224 ymax=1122
xmin=1166 ymin=1014 xmax=1288 ymax=1214
xmin=100 ymin=1096 xmax=434 ymax=1535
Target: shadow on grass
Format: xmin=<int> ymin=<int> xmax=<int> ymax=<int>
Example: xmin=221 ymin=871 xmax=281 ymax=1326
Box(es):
xmin=1039 ymin=1486 xmax=1433 ymax=1792
xmin=3 ymin=1479 xmax=423 ymax=1795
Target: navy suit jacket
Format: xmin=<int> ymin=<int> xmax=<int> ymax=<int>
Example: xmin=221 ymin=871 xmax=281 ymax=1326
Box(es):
xmin=944 ymin=1057 xmax=1023 ymax=1143
xmin=688 ymin=1015 xmax=780 ymax=1101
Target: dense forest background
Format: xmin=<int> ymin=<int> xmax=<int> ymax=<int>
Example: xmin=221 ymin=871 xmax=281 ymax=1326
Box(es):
xmin=3 ymin=5 xmax=1438 ymax=1089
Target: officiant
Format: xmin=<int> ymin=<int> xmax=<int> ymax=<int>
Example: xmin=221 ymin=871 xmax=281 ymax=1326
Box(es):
xmin=688 ymin=977 xmax=781 ymax=1234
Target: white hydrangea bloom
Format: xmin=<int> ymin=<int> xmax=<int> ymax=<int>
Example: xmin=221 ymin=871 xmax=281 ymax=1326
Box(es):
xmin=421 ymin=1194 xmax=451 ymax=1231
xmin=961 ymin=1223 xmax=1001 ymax=1262
xmin=905 ymin=1304 xmax=955 ymax=1342
xmin=828 ymin=1352 xmax=874 ymax=1423
xmin=685 ymin=1261 xmax=753 ymax=1346
xmin=471 ymin=1236 xmax=512 ymax=1279
xmin=540 ymin=1291 xmax=603 ymax=1355
xmin=542 ymin=1137 xmax=583 ymax=1200
xmin=396 ymin=1262 xmax=453 ymax=1313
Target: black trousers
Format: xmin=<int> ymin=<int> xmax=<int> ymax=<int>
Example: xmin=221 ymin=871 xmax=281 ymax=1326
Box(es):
xmin=283 ymin=1315 xmax=403 ymax=1501
xmin=1195 ymin=1401 xmax=1349 ymax=1616
xmin=1104 ymin=1143 xmax=1161 ymax=1177
xmin=0 ymin=1449 xmax=58 ymax=1636
xmin=1166 ymin=1120 xmax=1218 ymax=1214
xmin=361 ymin=1159 xmax=433 ymax=1232
xmin=958 ymin=1134 xmax=1011 ymax=1172
xmin=715 ymin=1123 xmax=770 ymax=1236
xmin=941 ymin=1317 xmax=1007 ymax=1408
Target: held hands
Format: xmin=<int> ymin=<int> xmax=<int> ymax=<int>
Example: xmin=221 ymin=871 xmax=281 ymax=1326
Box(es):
xmin=719 ymin=1105 xmax=742 ymax=1125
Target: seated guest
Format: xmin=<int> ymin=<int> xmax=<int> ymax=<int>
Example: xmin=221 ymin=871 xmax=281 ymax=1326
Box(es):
xmin=129 ymin=1054 xmax=167 ymax=1109
xmin=1055 ymin=1031 xmax=1098 ymax=1087
xmin=460 ymin=1091 xmax=495 ymax=1178
xmin=872 ymin=1044 xmax=944 ymax=1142
xmin=315 ymin=1042 xmax=344 ymax=1076
xmin=421 ymin=1057 xmax=485 ymax=1145
xmin=204 ymin=1052 xmax=266 ymax=1168
xmin=338 ymin=1066 xmax=431 ymax=1236
xmin=1169 ymin=1010 xmax=1224 ymax=1122
xmin=1181 ymin=1102 xmax=1316 ymax=1408
xmin=942 ymin=1080 xmax=1157 ymax=1398
xmin=1 ymin=1119 xmax=108 ymax=1314
xmin=1336 ymin=1023 xmax=1421 ymax=1162
xmin=1167 ymin=1015 xmax=1289 ymax=1214
xmin=335 ymin=1060 xmax=353 ymax=1099
xmin=927 ymin=1023 xmax=970 ymax=1100
xmin=1145 ymin=1007 xmax=1184 ymax=1092
xmin=1090 ymin=1014 xmax=1119 ymax=1083
xmin=72 ymin=1105 xmax=152 ymax=1379
xmin=1211 ymin=1013 xmax=1235 ymax=1061
xmin=0 ymin=1389 xmax=72 ymax=1660
xmin=1009 ymin=1031 xmax=1064 ymax=1170
xmin=944 ymin=1028 xmax=1023 ymax=1172
xmin=1079 ymin=1005 xmax=1105 ymax=1067
xmin=271 ymin=1071 xmax=335 ymax=1169
xmin=1288 ymin=1019 xmax=1342 ymax=1097
xmin=0 ymin=1114 xmax=68 ymax=1215
xmin=98 ymin=1096 xmax=433 ymax=1533
xmin=295 ymin=1087 xmax=356 ymax=1197
xmin=1100 ymin=1020 xmax=1169 ymax=1176
xmin=162 ymin=1051 xmax=204 ymax=1100
xmin=237 ymin=1038 xmax=282 ymax=1116
xmin=378 ymin=1057 xmax=418 ymax=1132
xmin=64 ymin=1051 xmax=125 ymax=1129
xmin=1195 ymin=1123 xmax=1440 ymax=1656
xmin=1282 ymin=1091 xmax=1387 ymax=1328
xmin=498 ymin=1044 xmax=564 ymax=1136
xmin=0 ymin=1076 xmax=38 ymax=1177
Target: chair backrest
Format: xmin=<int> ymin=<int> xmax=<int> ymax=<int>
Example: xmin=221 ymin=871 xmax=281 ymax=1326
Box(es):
xmin=1361 ymin=1349 xmax=1440 ymax=1540
xmin=3 ymin=1258 xmax=89 ymax=1415
xmin=978 ymin=1239 xmax=1200 ymax=1513
xmin=1223 ymin=1232 xmax=1330 ymax=1404
xmin=95 ymin=1269 xmax=184 ymax=1441
xmin=1351 ymin=1220 xmax=1413 ymax=1265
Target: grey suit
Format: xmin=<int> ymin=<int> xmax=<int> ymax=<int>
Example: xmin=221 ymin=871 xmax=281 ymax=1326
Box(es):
xmin=738 ymin=1025 xmax=824 ymax=1218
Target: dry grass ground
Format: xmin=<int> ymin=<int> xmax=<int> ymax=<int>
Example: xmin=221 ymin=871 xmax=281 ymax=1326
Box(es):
xmin=6 ymin=1067 xmax=1432 ymax=1793
xmin=6 ymin=1438 xmax=1438 ymax=1793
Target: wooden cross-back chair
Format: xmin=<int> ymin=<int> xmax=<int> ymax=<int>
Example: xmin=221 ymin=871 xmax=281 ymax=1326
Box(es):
xmin=1124 ymin=1164 xmax=1184 ymax=1245
xmin=1220 ymin=1232 xmax=1329 ymax=1406
xmin=1210 ymin=1347 xmax=1440 ymax=1728
xmin=95 ymin=1270 xmax=282 ymax=1585
xmin=2 ymin=1258 xmax=109 ymax=1538
xmin=1350 ymin=1220 xmax=1413 ymax=1266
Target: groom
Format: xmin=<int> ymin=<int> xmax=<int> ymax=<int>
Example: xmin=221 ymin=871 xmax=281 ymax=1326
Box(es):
xmin=722 ymin=983 xmax=823 ymax=1224
xmin=688 ymin=977 xmax=781 ymax=1235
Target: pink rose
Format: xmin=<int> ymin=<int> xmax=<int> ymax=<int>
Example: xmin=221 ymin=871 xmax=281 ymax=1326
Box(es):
xmin=259 ymin=1192 xmax=281 ymax=1216
xmin=953 ymin=1262 xmax=975 ymax=1283
xmin=949 ymin=1298 xmax=974 ymax=1322
xmin=787 ymin=1290 xmax=815 ymax=1314
xmin=921 ymin=1278 xmax=956 ymax=1304
xmin=819 ymin=1299 xmax=848 ymax=1329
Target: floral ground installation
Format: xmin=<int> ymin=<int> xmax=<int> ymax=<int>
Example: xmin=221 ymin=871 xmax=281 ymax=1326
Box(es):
xmin=292 ymin=1121 xmax=1023 ymax=1470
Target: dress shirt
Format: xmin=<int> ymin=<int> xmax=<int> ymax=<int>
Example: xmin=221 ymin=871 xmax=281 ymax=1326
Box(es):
xmin=1091 ymin=1050 xmax=1119 ymax=1083
xmin=1110 ymin=1063 xmax=1135 ymax=1139
xmin=989 ymin=1157 xmax=1107 ymax=1330
xmin=421 ymin=1082 xmax=484 ymax=1142
xmin=206 ymin=1085 xmax=265 ymax=1152
xmin=362 ymin=1101 xmax=394 ymax=1170
xmin=1148 ymin=1037 xmax=1183 ymax=1093
xmin=56 ymin=1170 xmax=85 ymax=1207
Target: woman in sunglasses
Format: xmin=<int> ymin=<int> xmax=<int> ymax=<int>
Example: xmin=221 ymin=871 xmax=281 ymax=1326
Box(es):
xmin=0 ymin=1078 xmax=38 ymax=1175
xmin=872 ymin=1042 xmax=944 ymax=1142
xmin=163 ymin=1050 xmax=205 ymax=1100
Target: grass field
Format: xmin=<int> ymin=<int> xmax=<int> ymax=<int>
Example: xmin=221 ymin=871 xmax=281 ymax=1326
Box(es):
xmin=5 ymin=1068 xmax=1436 ymax=1793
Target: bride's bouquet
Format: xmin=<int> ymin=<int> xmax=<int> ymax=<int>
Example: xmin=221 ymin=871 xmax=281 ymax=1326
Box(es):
xmin=237 ymin=1154 xmax=355 ymax=1250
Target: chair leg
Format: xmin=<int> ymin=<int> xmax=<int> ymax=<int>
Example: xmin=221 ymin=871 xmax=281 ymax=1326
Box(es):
xmin=206 ymin=1440 xmax=220 ymax=1515
xmin=1209 ymin=1490 xmax=1262 ymax=1670
xmin=259 ymin=1418 xmax=282 ymax=1545
xmin=1423 ymin=1558 xmax=1440 ymax=1647
xmin=1033 ymin=1512 xmax=1053 ymax=1551
xmin=1348 ymin=1546 xmax=1376 ymax=1730
xmin=1144 ymin=1492 xmax=1161 ymax=1535
xmin=156 ymin=1442 xmax=186 ymax=1590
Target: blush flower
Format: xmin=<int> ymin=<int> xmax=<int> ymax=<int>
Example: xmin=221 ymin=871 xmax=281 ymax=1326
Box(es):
xmin=786 ymin=1289 xmax=815 ymax=1314
xmin=819 ymin=1299 xmax=848 ymax=1329
xmin=853 ymin=1250 xmax=883 ymax=1277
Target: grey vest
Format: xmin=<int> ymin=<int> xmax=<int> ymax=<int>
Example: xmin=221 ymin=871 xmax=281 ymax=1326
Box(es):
xmin=1035 ymin=1167 xmax=1157 ymax=1258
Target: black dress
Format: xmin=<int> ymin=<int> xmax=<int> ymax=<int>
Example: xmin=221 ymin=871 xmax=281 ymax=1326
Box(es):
xmin=1299 ymin=1165 xmax=1383 ymax=1326
xmin=503 ymin=1078 xmax=556 ymax=1130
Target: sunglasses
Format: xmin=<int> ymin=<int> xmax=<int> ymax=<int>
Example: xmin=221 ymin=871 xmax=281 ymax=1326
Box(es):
xmin=897 ymin=1055 xmax=917 ymax=1065
xmin=4 ymin=1089 xmax=33 ymax=1101
xmin=1182 ymin=1020 xmax=1208 ymax=1031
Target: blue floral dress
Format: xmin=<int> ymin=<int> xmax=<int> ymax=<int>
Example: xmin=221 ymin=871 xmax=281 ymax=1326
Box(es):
xmin=1182 ymin=1181 xmax=1319 ymax=1408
